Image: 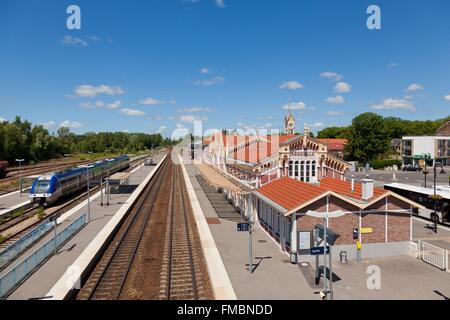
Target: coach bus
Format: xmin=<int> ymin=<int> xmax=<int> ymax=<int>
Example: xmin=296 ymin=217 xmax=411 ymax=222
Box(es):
xmin=384 ymin=183 xmax=450 ymax=225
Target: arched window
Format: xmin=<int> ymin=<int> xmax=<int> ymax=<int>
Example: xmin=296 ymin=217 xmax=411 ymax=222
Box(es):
xmin=306 ymin=161 xmax=310 ymax=182
xmin=312 ymin=160 xmax=316 ymax=177
xmin=294 ymin=161 xmax=299 ymax=177
xmin=288 ymin=161 xmax=293 ymax=177
xmin=300 ymin=161 xmax=305 ymax=181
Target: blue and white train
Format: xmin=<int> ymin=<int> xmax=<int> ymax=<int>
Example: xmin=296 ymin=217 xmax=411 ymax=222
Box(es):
xmin=29 ymin=155 xmax=130 ymax=205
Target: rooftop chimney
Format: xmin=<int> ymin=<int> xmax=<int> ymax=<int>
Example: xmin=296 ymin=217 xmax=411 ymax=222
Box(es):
xmin=361 ymin=179 xmax=374 ymax=200
xmin=351 ymin=175 xmax=355 ymax=192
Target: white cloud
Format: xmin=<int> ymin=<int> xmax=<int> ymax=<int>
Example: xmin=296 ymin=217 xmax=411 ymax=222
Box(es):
xmin=0 ymin=117 xmax=6 ymax=122
xmin=59 ymin=120 xmax=83 ymax=129
xmin=80 ymin=100 xmax=121 ymax=109
xmin=139 ymin=97 xmax=164 ymax=105
xmin=41 ymin=121 xmax=56 ymax=130
xmin=326 ymin=111 xmax=344 ymax=116
xmin=371 ymin=98 xmax=416 ymax=111
xmin=216 ymin=0 xmax=226 ymax=8
xmin=388 ymin=62 xmax=398 ymax=68
xmin=157 ymin=126 xmax=167 ymax=133
xmin=334 ymin=82 xmax=351 ymax=93
xmin=200 ymin=68 xmax=211 ymax=74
xmin=282 ymin=102 xmax=306 ymax=110
xmin=310 ymin=122 xmax=325 ymax=128
xmin=444 ymin=95 xmax=450 ymax=101
xmin=279 ymin=81 xmax=303 ymax=90
xmin=61 ymin=35 xmax=87 ymax=47
xmin=320 ymin=72 xmax=343 ymax=81
xmin=326 ymin=95 xmax=345 ymax=104
xmin=74 ymin=85 xmax=124 ymax=97
xmin=406 ymin=83 xmax=424 ymax=92
xmin=193 ymin=76 xmax=225 ymax=86
xmin=120 ymin=108 xmax=146 ymax=116
xmin=180 ymin=107 xmax=212 ymax=113
xmin=172 ymin=124 xmax=190 ymax=140
xmin=180 ymin=115 xmax=208 ymax=123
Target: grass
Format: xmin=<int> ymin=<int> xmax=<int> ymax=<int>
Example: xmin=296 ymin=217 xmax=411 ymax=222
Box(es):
xmin=11 ymin=208 xmax=25 ymax=219
xmin=36 ymin=207 xmax=46 ymax=220
xmin=0 ymin=235 xmax=5 ymax=244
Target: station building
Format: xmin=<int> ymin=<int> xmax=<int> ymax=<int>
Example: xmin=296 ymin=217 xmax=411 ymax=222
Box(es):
xmin=251 ymin=176 xmax=423 ymax=261
xmin=205 ymin=112 xmax=351 ymax=188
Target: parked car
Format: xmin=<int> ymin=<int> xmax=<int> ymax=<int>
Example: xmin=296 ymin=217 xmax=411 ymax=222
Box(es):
xmin=402 ymin=164 xmax=422 ymax=172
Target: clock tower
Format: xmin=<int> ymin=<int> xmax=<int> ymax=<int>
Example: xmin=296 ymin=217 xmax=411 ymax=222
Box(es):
xmin=284 ymin=110 xmax=295 ymax=135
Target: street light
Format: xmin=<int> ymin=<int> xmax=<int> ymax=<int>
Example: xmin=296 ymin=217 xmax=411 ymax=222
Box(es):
xmin=15 ymin=159 xmax=25 ymax=196
xmin=431 ymin=163 xmax=446 ymax=233
xmin=306 ymin=210 xmax=345 ymax=301
xmin=64 ymin=154 xmax=71 ymax=169
xmin=82 ymin=164 xmax=94 ymax=223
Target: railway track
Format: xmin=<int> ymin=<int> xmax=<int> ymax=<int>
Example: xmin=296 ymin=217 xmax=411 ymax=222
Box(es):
xmin=159 ymin=165 xmax=203 ymax=299
xmin=76 ymin=156 xmax=212 ymax=300
xmin=0 ymin=157 xmax=149 ymax=252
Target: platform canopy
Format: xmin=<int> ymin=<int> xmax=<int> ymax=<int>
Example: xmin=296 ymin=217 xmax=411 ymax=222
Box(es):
xmin=195 ymin=164 xmax=252 ymax=194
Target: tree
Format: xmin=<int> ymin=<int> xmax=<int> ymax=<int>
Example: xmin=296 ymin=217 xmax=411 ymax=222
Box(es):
xmin=317 ymin=126 xmax=350 ymax=139
xmin=345 ymin=113 xmax=390 ymax=163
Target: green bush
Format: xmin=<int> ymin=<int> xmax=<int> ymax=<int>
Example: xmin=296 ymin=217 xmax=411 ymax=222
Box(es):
xmin=371 ymin=159 xmax=403 ymax=170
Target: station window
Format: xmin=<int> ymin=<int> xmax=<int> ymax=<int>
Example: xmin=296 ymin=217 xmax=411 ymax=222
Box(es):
xmin=288 ymin=161 xmax=293 ymax=177
xmin=311 ymin=160 xmax=316 ymax=177
xmin=294 ymin=161 xmax=299 ymax=177
xmin=306 ymin=161 xmax=310 ymax=182
xmin=300 ymin=161 xmax=305 ymax=181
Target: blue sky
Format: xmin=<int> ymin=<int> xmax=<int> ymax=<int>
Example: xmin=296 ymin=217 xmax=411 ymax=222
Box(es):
xmin=1 ymin=0 xmax=449 ymax=138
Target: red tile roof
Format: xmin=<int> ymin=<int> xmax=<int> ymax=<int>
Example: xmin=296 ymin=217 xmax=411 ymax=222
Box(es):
xmin=256 ymin=177 xmax=388 ymax=212
xmin=227 ymin=134 xmax=297 ymax=164
xmin=257 ymin=177 xmax=326 ymax=211
xmin=230 ymin=141 xmax=278 ymax=163
xmin=318 ymin=139 xmax=347 ymax=151
xmin=319 ymin=178 xmax=387 ymax=200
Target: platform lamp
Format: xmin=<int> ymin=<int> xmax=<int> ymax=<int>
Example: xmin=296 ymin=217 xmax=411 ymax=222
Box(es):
xmin=305 ymin=209 xmax=345 ymax=301
xmin=82 ymin=164 xmax=95 ymax=223
xmin=15 ymin=159 xmax=25 ymax=196
xmin=431 ymin=163 xmax=446 ymax=233
xmin=64 ymin=153 xmax=71 ymax=169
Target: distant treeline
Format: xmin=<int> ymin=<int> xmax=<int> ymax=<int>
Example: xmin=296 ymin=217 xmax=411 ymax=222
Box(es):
xmin=0 ymin=116 xmax=171 ymax=164
xmin=317 ymin=113 xmax=450 ymax=163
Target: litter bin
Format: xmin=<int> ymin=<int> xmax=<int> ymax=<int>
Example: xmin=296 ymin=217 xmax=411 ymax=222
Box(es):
xmin=339 ymin=250 xmax=348 ymax=263
xmin=290 ymin=250 xmax=298 ymax=264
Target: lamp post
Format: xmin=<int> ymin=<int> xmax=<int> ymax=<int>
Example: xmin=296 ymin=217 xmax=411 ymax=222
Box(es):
xmin=431 ymin=163 xmax=446 ymax=233
xmin=306 ymin=210 xmax=345 ymax=300
xmin=15 ymin=159 xmax=25 ymax=196
xmin=64 ymin=153 xmax=71 ymax=169
xmin=83 ymin=164 xmax=94 ymax=223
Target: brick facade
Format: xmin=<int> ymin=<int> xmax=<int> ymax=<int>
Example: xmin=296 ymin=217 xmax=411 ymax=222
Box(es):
xmin=296 ymin=195 xmax=411 ymax=245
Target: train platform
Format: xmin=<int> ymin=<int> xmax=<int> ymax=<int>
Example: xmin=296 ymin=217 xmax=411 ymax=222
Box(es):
xmin=183 ymin=163 xmax=317 ymax=300
xmin=0 ymin=190 xmax=31 ymax=218
xmin=1 ymin=155 xmax=165 ymax=300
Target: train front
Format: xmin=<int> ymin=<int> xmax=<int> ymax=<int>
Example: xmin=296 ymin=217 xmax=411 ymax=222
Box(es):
xmin=29 ymin=174 xmax=59 ymax=205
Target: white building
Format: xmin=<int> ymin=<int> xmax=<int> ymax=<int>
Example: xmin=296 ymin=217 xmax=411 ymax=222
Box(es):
xmin=402 ymin=135 xmax=450 ymax=166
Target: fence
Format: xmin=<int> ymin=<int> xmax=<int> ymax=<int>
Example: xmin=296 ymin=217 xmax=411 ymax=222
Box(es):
xmin=0 ymin=219 xmax=55 ymax=270
xmin=419 ymin=240 xmax=449 ymax=271
xmin=0 ymin=214 xmax=86 ymax=298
